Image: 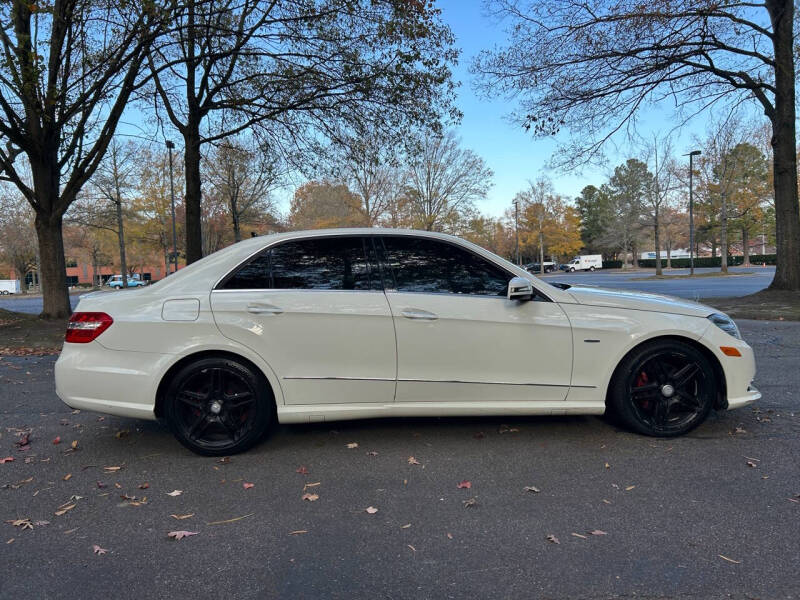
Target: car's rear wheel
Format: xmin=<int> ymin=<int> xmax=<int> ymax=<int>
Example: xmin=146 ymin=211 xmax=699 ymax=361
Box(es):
xmin=164 ymin=357 xmax=273 ymax=455
xmin=609 ymin=340 xmax=716 ymax=437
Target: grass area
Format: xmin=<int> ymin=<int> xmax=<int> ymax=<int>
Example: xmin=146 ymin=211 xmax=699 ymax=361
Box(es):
xmin=631 ymin=271 xmax=755 ymax=281
xmin=0 ymin=309 xmax=66 ymax=355
xmin=702 ymin=289 xmax=800 ymax=321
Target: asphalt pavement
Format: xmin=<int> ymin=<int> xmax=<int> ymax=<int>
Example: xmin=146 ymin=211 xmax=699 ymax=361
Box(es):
xmin=1 ymin=319 xmax=798 ymax=599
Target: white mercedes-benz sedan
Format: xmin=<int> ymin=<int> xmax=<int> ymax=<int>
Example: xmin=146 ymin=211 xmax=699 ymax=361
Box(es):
xmin=55 ymin=228 xmax=760 ymax=455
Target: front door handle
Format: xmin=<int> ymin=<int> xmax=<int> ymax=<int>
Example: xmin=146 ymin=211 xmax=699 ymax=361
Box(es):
xmin=247 ymin=303 xmax=283 ymax=315
xmin=401 ymin=308 xmax=438 ymax=321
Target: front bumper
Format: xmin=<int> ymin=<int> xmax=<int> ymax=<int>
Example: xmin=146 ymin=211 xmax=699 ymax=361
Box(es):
xmin=54 ymin=341 xmax=169 ymax=420
xmin=700 ymin=326 xmax=760 ymax=411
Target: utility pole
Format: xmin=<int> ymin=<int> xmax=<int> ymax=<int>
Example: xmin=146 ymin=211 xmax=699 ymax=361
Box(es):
xmin=686 ymin=150 xmax=701 ymax=276
xmin=513 ymin=199 xmax=520 ymax=266
xmin=166 ymin=141 xmax=178 ymax=274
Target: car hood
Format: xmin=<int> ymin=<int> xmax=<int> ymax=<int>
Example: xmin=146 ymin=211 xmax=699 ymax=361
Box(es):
xmin=564 ymin=285 xmax=716 ymax=318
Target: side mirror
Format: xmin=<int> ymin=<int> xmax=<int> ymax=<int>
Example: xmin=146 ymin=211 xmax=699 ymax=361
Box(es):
xmin=507 ymin=277 xmax=533 ymax=301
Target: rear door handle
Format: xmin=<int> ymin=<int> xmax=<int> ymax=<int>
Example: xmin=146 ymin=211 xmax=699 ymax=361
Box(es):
xmin=247 ymin=303 xmax=283 ymax=315
xmin=401 ymin=308 xmax=438 ymax=321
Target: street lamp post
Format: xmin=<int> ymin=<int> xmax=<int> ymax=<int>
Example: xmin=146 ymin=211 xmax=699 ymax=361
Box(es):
xmin=166 ymin=141 xmax=178 ymax=274
xmin=513 ymin=199 xmax=520 ymax=266
xmin=686 ymin=150 xmax=701 ymax=276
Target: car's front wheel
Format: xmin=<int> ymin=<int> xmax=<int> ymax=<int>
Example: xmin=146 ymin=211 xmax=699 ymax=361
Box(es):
xmin=609 ymin=340 xmax=716 ymax=437
xmin=164 ymin=356 xmax=273 ymax=455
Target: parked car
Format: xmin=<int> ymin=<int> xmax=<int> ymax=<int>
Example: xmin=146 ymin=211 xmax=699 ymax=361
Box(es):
xmin=0 ymin=279 xmax=21 ymax=295
xmin=562 ymin=255 xmax=603 ymax=272
xmin=55 ymin=228 xmax=759 ymax=455
xmin=107 ymin=274 xmax=147 ymax=289
xmin=524 ymin=261 xmax=557 ymax=273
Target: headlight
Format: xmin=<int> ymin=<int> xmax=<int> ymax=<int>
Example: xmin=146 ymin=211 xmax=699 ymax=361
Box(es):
xmin=708 ymin=313 xmax=742 ymax=340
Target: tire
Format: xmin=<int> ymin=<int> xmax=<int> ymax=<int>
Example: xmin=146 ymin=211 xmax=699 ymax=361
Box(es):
xmin=608 ymin=339 xmax=716 ymax=437
xmin=569 ymin=267 xmax=575 ymax=272
xmin=589 ymin=266 xmax=595 ymax=271
xmin=164 ymin=356 xmax=274 ymax=455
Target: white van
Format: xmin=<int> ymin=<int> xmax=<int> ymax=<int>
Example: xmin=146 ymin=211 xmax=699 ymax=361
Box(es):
xmin=0 ymin=279 xmax=21 ymax=295
xmin=563 ymin=255 xmax=603 ymax=272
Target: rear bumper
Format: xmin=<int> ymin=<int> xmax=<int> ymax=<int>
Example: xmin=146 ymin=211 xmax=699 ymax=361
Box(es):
xmin=54 ymin=342 xmax=167 ymax=420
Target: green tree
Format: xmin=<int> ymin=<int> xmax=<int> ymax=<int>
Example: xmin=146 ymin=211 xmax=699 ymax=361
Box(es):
xmin=289 ymin=181 xmax=365 ymax=230
xmin=603 ymin=159 xmax=653 ymax=268
xmin=575 ymin=185 xmax=615 ymax=257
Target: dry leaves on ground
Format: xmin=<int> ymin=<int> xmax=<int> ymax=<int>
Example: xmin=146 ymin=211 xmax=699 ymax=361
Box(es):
xmin=457 ymin=480 xmax=471 ymax=489
xmin=407 ymin=456 xmax=420 ymax=465
xmin=346 ymin=442 xmax=359 ymax=449
xmin=546 ymin=534 xmax=560 ymax=544
xmin=364 ymin=506 xmax=378 ymax=514
xmin=166 ymin=490 xmax=183 ymax=497
xmin=295 ymin=466 xmax=309 ymax=475
xmin=302 ymin=493 xmax=319 ymax=502
xmin=92 ymin=544 xmax=108 ymax=555
xmin=171 ymin=514 xmax=194 ymax=520
xmin=243 ymin=482 xmax=254 ymax=490
xmin=523 ymin=486 xmax=540 ymax=493
xmin=167 ymin=531 xmax=198 ymax=541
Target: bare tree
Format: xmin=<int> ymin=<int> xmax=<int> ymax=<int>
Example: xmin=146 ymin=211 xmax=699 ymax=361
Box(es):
xmin=0 ymin=0 xmax=167 ymax=317
xmin=640 ymin=135 xmax=678 ymax=276
xmin=474 ymin=0 xmax=800 ymax=290
xmin=206 ymin=138 xmax=279 ymax=242
xmin=405 ymin=131 xmax=493 ymax=232
xmin=148 ymin=0 xmax=458 ymax=264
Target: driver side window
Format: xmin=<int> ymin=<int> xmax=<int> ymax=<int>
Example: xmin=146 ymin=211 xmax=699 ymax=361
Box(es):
xmin=380 ymin=236 xmax=509 ymax=296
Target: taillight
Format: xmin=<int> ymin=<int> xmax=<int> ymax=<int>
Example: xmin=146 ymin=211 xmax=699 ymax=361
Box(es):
xmin=65 ymin=312 xmax=113 ymax=343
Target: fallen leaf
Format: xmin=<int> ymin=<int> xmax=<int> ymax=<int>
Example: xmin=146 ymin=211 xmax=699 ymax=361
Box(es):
xmin=366 ymin=451 xmax=378 ymax=457
xmin=295 ymin=466 xmax=309 ymax=475
xmin=301 ymin=493 xmax=319 ymax=502
xmin=602 ymin=499 xmax=612 ymax=505
xmin=604 ymin=462 xmax=611 ymax=469
xmin=589 ymin=530 xmax=607 ymax=536
xmin=96 ymin=481 xmax=107 ymax=489
xmin=457 ymin=480 xmax=472 ymax=489
xmin=167 ymin=530 xmax=198 ymax=541
xmin=523 ymin=486 xmax=540 ymax=493
xmin=166 ymin=490 xmax=183 ymax=496
xmin=407 ymin=456 xmax=420 ymax=465
xmin=170 ymin=514 xmax=194 ymax=520
xmin=52 ymin=437 xmax=61 ymax=445
xmin=289 ymin=530 xmax=308 ymax=536
xmin=571 ymin=532 xmax=588 ymax=539
xmin=734 ymin=426 xmax=746 ymax=434
xmin=92 ymin=544 xmax=108 ymax=555
xmin=115 ymin=430 xmax=129 ymax=439
xmin=498 ymin=424 xmax=519 ymax=434
xmin=365 ymin=506 xmax=378 ymax=514
xmin=719 ymin=554 xmax=741 ymax=564
xmin=462 ymin=497 xmax=478 ymax=508
xmin=546 ymin=534 xmax=560 ymax=544
xmin=407 ymin=544 xmax=416 ymax=552
xmin=401 ymin=523 xmax=411 ymax=529
xmin=63 ymin=473 xmax=72 ymax=481
xmin=218 ymin=457 xmax=231 ymax=464
xmin=746 ymin=461 xmax=757 ymax=468
xmin=302 ymin=482 xmax=321 ymax=491
xmin=346 ymin=442 xmax=359 ymax=449
xmin=103 ymin=466 xmax=122 ymax=472
xmin=5 ymin=519 xmax=33 ymax=530
xmin=206 ymin=514 xmax=253 ymax=525
xmin=446 ymin=533 xmax=453 ymax=539
xmin=243 ymin=482 xmax=254 ymax=490
xmin=138 ymin=482 xmax=149 ymax=490
xmin=625 ymin=485 xmax=636 ymax=491
xmin=70 ymin=440 xmax=78 ymax=450
xmin=54 ymin=504 xmax=76 ymax=516
xmin=0 ymin=457 xmax=14 ymax=464
xmin=15 ymin=433 xmax=31 ymax=448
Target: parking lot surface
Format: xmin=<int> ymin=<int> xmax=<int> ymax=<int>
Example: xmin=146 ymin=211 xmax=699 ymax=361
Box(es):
xmin=1 ymin=319 xmax=798 ymax=599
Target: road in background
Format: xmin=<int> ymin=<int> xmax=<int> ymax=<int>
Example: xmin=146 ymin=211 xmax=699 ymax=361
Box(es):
xmin=0 ymin=266 xmax=775 ymax=315
xmin=0 ymin=320 xmax=798 ymax=599
xmin=539 ymin=266 xmax=774 ymax=299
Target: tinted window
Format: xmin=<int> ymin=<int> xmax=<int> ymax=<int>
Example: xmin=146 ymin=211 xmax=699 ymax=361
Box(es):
xmin=381 ymin=237 xmax=509 ymax=296
xmin=221 ymin=237 xmax=377 ymax=290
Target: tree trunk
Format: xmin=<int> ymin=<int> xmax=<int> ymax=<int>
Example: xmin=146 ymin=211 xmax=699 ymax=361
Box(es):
xmin=632 ymin=241 xmax=639 ymax=268
xmin=767 ymin=0 xmax=800 ymax=290
xmin=742 ymin=228 xmax=751 ymax=266
xmin=654 ymin=208 xmax=662 ymax=276
xmin=35 ymin=213 xmax=71 ymax=318
xmin=539 ymin=231 xmax=544 ymax=275
xmin=184 ymin=127 xmax=203 ymax=264
xmin=666 ymin=241 xmax=672 ymax=269
xmin=720 ymin=192 xmax=728 ymax=273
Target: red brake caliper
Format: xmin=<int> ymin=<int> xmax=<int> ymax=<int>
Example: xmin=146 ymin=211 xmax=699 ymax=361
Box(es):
xmin=635 ymin=371 xmax=650 ymax=409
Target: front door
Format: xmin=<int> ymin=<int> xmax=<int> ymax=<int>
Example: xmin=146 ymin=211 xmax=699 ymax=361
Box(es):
xmin=211 ymin=236 xmax=396 ymax=405
xmin=378 ymin=236 xmax=572 ymax=403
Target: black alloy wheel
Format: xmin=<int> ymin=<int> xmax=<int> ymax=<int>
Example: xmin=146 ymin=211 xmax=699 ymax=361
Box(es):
xmin=609 ymin=340 xmax=717 ymax=437
xmin=165 ymin=357 xmax=272 ymax=455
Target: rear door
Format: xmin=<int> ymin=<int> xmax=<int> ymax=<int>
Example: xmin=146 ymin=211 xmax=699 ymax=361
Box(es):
xmin=210 ymin=236 xmax=397 ymax=405
xmin=377 ymin=235 xmax=573 ymax=403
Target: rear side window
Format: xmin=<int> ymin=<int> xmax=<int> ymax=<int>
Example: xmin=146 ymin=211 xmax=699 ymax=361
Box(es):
xmin=380 ymin=236 xmax=510 ymax=296
xmin=220 ymin=237 xmax=378 ymax=291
